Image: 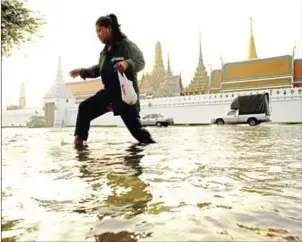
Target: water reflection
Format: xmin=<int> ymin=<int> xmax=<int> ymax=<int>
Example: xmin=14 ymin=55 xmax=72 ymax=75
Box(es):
xmin=1 ymin=219 xmax=22 ymax=242
xmin=94 ymin=230 xmax=152 ymax=242
xmin=74 ymin=145 xmax=91 ymax=161
xmin=94 ymin=231 xmax=137 ymax=242
xmin=2 ymin=126 xmax=302 ymax=241
xmin=74 ymin=143 xmax=153 ymax=240
xmin=124 ymin=144 xmax=145 ymax=176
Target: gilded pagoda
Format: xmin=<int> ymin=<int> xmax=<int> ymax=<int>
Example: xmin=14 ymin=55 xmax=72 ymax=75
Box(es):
xmin=183 ymin=33 xmax=210 ymax=95
xmin=138 ymin=41 xmax=184 ymax=98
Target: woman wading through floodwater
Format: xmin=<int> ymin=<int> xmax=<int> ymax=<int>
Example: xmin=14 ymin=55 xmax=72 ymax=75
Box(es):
xmin=69 ymin=14 xmax=155 ymax=146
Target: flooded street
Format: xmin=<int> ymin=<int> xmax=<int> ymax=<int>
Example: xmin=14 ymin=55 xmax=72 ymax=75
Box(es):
xmin=2 ymin=125 xmax=302 ymax=241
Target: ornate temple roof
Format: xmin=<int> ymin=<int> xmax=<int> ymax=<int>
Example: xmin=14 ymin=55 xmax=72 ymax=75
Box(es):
xmin=184 ymin=30 xmax=210 ymax=94
xmin=66 ymin=79 xmax=103 ymax=96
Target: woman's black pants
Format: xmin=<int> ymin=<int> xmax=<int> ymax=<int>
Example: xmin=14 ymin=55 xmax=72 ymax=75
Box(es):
xmin=74 ymin=90 xmax=155 ymax=144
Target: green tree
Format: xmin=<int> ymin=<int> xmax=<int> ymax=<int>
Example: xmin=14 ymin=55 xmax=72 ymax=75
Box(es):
xmin=1 ymin=0 xmax=45 ymax=57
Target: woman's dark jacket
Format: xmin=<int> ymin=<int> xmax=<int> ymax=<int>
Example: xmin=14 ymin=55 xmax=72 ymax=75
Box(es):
xmin=79 ymin=38 xmax=145 ymax=116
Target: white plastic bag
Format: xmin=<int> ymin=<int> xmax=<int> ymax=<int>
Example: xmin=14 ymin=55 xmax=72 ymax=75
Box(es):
xmin=118 ymin=71 xmax=138 ymax=105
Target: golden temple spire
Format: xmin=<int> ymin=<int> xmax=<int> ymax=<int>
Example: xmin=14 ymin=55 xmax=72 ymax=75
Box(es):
xmin=220 ymin=52 xmax=224 ymax=67
xmin=292 ymin=41 xmax=297 ymax=56
xmin=166 ymin=53 xmax=172 ymax=76
xmin=179 ymin=73 xmax=184 ymax=95
xmin=152 ymin=41 xmax=165 ymax=74
xmin=183 ymin=27 xmax=209 ymax=95
xmin=198 ymin=27 xmax=204 ymax=68
xmin=247 ymin=17 xmax=258 ymax=59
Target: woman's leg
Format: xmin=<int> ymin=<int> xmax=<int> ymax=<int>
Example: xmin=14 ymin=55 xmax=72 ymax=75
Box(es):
xmin=121 ymin=110 xmax=156 ymax=144
xmin=74 ymin=90 xmax=110 ymax=143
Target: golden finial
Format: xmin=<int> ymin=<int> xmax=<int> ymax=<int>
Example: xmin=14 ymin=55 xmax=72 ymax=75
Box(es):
xmin=247 ymin=17 xmax=258 ymax=59
xmin=220 ymin=52 xmax=224 ymax=67
xmin=292 ymin=41 xmax=297 ymax=56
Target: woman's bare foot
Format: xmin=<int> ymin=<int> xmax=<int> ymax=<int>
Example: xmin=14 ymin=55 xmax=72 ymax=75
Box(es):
xmin=74 ymin=136 xmax=84 ymax=145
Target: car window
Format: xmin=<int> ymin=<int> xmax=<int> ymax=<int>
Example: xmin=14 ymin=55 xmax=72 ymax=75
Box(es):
xmin=151 ymin=114 xmax=158 ymax=118
xmin=143 ymin=115 xmax=150 ymax=119
xmin=227 ymin=110 xmax=235 ymax=115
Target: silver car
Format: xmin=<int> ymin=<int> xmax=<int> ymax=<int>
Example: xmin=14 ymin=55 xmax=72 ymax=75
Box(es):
xmin=141 ymin=113 xmax=174 ymax=127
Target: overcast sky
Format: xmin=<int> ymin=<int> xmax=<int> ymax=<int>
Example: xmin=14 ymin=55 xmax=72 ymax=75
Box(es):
xmin=2 ymin=0 xmax=301 ymax=107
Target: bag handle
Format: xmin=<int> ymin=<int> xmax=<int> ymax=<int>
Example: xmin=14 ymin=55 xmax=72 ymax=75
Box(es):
xmin=117 ymin=71 xmax=131 ymax=83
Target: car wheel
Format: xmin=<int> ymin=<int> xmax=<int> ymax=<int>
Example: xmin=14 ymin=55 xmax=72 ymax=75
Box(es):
xmin=216 ymin=119 xmax=224 ymax=125
xmin=248 ymin=118 xmax=257 ymax=126
xmin=156 ymin=122 xmax=162 ymax=127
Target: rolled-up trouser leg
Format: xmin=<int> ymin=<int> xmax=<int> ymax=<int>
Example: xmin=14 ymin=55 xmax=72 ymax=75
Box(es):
xmin=74 ymin=90 xmax=110 ymax=141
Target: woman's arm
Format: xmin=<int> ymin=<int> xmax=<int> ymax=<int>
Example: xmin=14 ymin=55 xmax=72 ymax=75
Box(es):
xmin=124 ymin=39 xmax=145 ymax=73
xmin=80 ymin=64 xmax=101 ymax=80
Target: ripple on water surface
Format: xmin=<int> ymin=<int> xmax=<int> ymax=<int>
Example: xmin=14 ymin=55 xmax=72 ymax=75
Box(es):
xmin=2 ymin=126 xmax=302 ymax=241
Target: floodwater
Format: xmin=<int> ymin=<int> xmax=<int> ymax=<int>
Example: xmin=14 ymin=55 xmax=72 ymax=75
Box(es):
xmin=2 ymin=125 xmax=302 ymax=241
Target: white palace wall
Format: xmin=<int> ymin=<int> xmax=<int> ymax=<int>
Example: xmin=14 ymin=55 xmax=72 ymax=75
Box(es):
xmin=2 ymin=87 xmax=302 ymax=127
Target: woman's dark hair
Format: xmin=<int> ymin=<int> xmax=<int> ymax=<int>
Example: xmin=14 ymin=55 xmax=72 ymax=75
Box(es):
xmin=96 ymin=14 xmax=127 ymax=42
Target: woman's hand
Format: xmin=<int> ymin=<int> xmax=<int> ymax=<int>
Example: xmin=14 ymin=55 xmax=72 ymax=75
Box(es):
xmin=114 ymin=61 xmax=129 ymax=73
xmin=69 ymin=69 xmax=81 ymax=78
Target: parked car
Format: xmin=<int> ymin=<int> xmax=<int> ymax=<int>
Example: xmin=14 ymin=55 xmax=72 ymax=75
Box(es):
xmin=141 ymin=113 xmax=174 ymax=127
xmin=211 ymin=93 xmax=271 ymax=126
